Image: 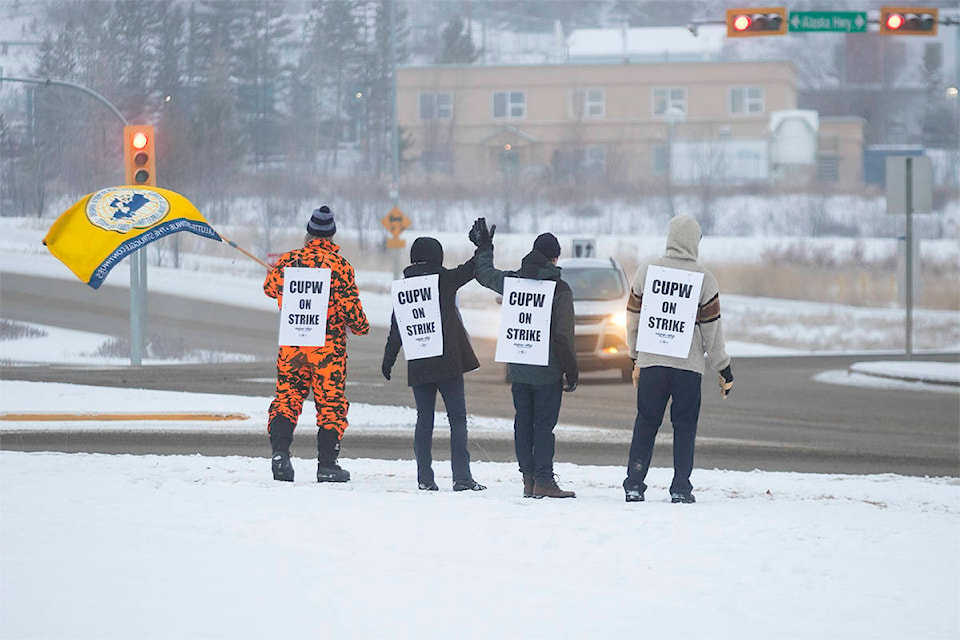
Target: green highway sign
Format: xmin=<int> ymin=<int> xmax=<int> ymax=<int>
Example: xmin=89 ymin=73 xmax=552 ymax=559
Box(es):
xmin=788 ymin=11 xmax=867 ymax=33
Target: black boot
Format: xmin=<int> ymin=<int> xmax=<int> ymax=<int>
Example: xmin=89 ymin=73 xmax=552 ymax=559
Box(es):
xmin=271 ymin=451 xmax=294 ymax=482
xmin=623 ymin=478 xmax=644 ymax=503
xmin=453 ymin=479 xmax=486 ymax=492
xmin=269 ymin=416 xmax=296 ymax=482
xmin=317 ymin=427 xmax=350 ymax=483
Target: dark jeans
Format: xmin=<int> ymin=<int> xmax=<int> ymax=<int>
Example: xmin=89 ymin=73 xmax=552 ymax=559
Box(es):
xmin=626 ymin=366 xmax=702 ymax=495
xmin=511 ymin=380 xmax=563 ymax=480
xmin=411 ymin=376 xmax=472 ymax=485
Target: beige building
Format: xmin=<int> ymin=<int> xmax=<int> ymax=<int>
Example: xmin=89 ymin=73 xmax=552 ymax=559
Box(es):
xmin=397 ymin=61 xmax=863 ymax=190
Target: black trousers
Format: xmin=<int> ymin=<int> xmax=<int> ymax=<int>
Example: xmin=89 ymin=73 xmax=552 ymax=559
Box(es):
xmin=511 ymin=380 xmax=563 ymax=480
xmin=626 ymin=366 xmax=702 ymax=495
xmin=411 ymin=375 xmax=472 ymax=485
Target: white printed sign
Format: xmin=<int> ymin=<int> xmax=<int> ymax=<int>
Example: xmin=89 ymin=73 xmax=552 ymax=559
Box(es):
xmin=278 ymin=267 xmax=331 ymax=347
xmin=495 ymin=277 xmax=556 ymax=366
xmin=391 ymin=274 xmax=443 ymax=360
xmin=636 ymin=265 xmax=704 ymax=359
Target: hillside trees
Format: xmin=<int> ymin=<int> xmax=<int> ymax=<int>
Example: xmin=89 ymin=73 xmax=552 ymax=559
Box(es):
xmin=7 ymin=0 xmax=412 ymax=217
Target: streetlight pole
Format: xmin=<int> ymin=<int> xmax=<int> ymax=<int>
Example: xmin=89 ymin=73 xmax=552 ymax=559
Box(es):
xmin=663 ymin=106 xmax=685 ymax=218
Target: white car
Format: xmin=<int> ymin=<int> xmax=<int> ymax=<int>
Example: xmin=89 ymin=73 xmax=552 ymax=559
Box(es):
xmin=558 ymin=257 xmax=633 ymax=382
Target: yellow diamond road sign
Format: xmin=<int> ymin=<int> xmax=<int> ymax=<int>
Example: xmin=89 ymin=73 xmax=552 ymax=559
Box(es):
xmin=381 ymin=207 xmax=411 ymax=238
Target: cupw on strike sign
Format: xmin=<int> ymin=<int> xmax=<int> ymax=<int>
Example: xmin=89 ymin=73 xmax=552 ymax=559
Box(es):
xmin=636 ymin=265 xmax=703 ymax=359
xmin=391 ymin=274 xmax=443 ymax=360
xmin=495 ymin=277 xmax=556 ymax=366
xmin=278 ymin=267 xmax=332 ymax=347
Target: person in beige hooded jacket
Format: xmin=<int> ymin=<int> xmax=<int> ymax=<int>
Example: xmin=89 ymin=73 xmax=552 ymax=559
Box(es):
xmin=622 ymin=214 xmax=733 ymax=504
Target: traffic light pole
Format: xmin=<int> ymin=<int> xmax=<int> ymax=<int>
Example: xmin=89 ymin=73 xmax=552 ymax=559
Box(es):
xmin=0 ymin=75 xmax=148 ymax=366
xmin=0 ymin=76 xmax=128 ymax=125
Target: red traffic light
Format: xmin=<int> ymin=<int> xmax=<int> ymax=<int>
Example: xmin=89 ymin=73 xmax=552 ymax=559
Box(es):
xmin=726 ymin=8 xmax=787 ymax=37
xmin=732 ymin=14 xmax=752 ymax=32
xmin=123 ymin=125 xmax=156 ymax=187
xmin=131 ymin=131 xmax=148 ymax=150
xmin=879 ymin=7 xmax=938 ymax=35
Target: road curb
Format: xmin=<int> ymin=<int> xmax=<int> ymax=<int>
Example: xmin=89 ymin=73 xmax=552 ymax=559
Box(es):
xmin=0 ymin=412 xmax=249 ymax=421
xmin=848 ymin=361 xmax=960 ymax=387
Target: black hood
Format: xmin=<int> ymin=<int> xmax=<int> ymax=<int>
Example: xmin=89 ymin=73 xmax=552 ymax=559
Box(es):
xmin=518 ymin=249 xmax=561 ymax=280
xmin=410 ymin=236 xmax=443 ymax=265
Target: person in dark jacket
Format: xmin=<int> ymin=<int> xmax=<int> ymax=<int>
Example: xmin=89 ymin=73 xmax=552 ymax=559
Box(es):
xmin=470 ymin=218 xmax=579 ymax=499
xmin=382 ymin=237 xmax=486 ymax=492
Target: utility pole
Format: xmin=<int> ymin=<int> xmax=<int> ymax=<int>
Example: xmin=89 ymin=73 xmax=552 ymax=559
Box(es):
xmin=389 ymin=0 xmax=402 ymax=280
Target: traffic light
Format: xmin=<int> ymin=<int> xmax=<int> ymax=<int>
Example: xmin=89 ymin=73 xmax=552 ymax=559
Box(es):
xmin=726 ymin=8 xmax=787 ymax=37
xmin=123 ymin=124 xmax=156 ymax=186
xmin=879 ymin=7 xmax=938 ymax=35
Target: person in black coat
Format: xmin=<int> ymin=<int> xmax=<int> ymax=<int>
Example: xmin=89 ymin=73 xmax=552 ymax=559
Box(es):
xmin=470 ymin=218 xmax=579 ymax=499
xmin=382 ymin=237 xmax=486 ymax=492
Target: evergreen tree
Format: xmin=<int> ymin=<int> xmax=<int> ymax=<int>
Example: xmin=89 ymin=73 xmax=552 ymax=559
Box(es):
xmin=106 ymin=0 xmax=164 ymax=121
xmin=301 ymin=0 xmax=363 ymax=174
xmin=921 ymin=44 xmax=958 ymax=149
xmin=359 ymin=0 xmax=409 ymax=176
xmin=180 ymin=0 xmax=248 ymax=206
xmin=232 ymin=1 xmax=293 ymax=168
xmin=438 ymin=15 xmax=480 ymax=64
xmin=155 ymin=1 xmax=190 ymax=192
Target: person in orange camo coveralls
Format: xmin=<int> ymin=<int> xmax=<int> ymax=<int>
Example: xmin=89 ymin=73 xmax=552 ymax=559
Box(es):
xmin=263 ymin=205 xmax=369 ymax=483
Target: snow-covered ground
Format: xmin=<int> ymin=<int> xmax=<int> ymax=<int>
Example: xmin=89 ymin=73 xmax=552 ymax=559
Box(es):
xmin=1 ymin=379 xmax=958 ymax=639
xmin=2 ymin=447 xmax=957 ymax=639
xmin=1 ymin=216 xmax=958 ymax=639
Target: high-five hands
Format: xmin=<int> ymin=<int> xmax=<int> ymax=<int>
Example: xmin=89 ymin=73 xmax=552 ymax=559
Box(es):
xmin=469 ymin=218 xmax=496 ymax=248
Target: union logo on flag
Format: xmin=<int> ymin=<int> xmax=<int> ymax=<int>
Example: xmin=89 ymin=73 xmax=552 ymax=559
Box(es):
xmin=86 ymin=187 xmax=170 ymax=234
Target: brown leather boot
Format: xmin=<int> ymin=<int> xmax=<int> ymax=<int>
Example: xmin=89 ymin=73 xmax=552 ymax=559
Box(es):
xmin=522 ymin=473 xmax=535 ymax=498
xmin=533 ymin=476 xmax=576 ymax=499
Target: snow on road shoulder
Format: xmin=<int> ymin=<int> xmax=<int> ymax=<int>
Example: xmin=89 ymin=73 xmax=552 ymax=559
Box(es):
xmin=0 ymin=380 xmax=627 ymax=442
xmin=815 ymin=360 xmax=960 ymax=394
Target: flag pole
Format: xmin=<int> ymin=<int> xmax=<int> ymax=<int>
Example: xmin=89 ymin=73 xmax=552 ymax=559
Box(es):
xmin=220 ymin=234 xmax=272 ymax=270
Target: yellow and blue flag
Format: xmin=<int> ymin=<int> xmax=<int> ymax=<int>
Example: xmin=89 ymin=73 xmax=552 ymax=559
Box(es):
xmin=43 ymin=186 xmax=222 ymax=289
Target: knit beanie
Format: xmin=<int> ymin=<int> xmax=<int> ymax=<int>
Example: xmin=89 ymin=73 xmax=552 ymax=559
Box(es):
xmin=410 ymin=236 xmax=444 ymax=265
xmin=532 ymin=232 xmax=561 ymax=259
xmin=307 ymin=206 xmax=336 ymax=237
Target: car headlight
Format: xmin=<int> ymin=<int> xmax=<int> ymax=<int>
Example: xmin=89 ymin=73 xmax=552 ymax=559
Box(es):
xmin=609 ymin=312 xmax=627 ymax=328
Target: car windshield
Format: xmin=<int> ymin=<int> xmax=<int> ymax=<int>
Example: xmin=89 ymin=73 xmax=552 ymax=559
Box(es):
xmin=563 ymin=267 xmax=625 ymax=301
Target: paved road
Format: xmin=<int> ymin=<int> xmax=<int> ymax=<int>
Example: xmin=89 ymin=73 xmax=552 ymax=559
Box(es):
xmin=3 ymin=272 xmax=958 ymax=477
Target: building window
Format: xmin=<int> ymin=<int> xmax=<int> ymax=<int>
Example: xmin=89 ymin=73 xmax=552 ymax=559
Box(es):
xmin=493 ymin=91 xmax=526 ymax=119
xmin=817 ymin=155 xmax=840 ymax=183
xmin=730 ymin=87 xmax=764 ymax=115
xmin=653 ymin=88 xmax=686 ymax=116
xmin=570 ymin=88 xmax=604 ymax=118
xmin=653 ymin=144 xmax=669 ymax=174
xmin=419 ymin=92 xmax=452 ymax=120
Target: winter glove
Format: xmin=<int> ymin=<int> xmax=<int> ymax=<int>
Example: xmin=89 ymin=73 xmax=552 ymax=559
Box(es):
xmin=631 ymin=365 xmax=641 ymax=389
xmin=718 ymin=365 xmax=733 ymax=399
xmin=470 ymin=218 xmax=496 ymax=249
xmin=381 ymin=360 xmax=392 ymax=381
xmin=563 ymin=373 xmax=578 ymax=393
